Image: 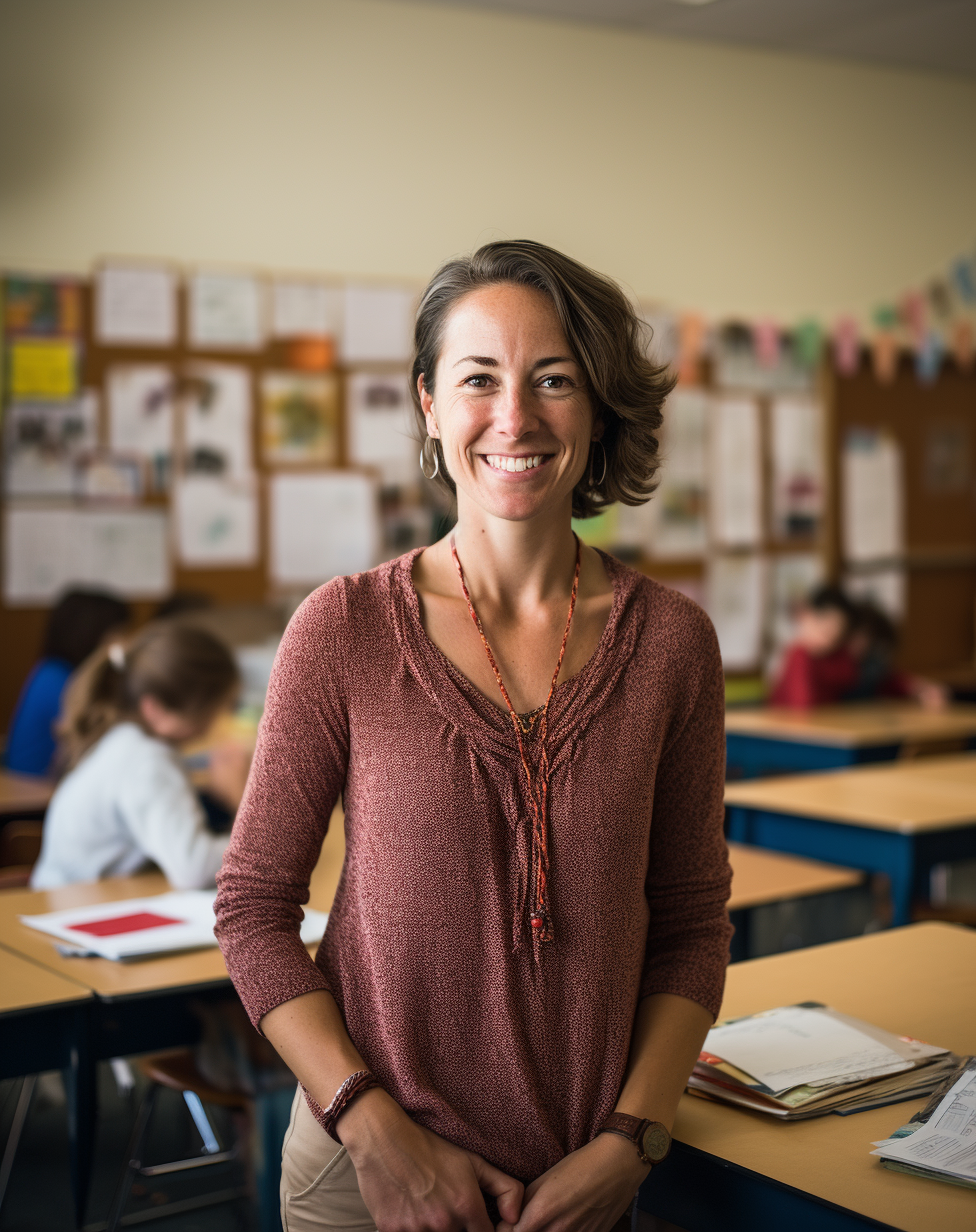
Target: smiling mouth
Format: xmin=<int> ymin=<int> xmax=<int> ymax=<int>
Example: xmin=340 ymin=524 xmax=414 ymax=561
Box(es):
xmin=483 ymin=453 xmax=551 ymax=473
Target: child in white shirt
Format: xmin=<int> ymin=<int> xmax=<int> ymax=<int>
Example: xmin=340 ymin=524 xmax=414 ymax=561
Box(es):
xmin=32 ymin=622 xmax=246 ymax=890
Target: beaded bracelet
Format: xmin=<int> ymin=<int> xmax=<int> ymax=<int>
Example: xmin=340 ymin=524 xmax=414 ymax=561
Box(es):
xmin=321 ymin=1069 xmax=381 ymax=1142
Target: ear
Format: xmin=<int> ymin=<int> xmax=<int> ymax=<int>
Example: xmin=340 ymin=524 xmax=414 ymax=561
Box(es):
xmin=591 ymin=417 xmax=605 ymax=443
xmin=418 ymin=373 xmax=439 ymax=438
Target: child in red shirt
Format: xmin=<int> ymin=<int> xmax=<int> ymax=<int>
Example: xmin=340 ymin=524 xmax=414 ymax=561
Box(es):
xmin=770 ymin=586 xmax=858 ymax=707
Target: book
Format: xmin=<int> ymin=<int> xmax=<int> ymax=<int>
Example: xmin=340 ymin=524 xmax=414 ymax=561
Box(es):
xmin=871 ymin=1059 xmax=976 ymax=1188
xmin=21 ymin=890 xmax=328 ymax=961
xmin=688 ymin=1002 xmax=953 ymax=1120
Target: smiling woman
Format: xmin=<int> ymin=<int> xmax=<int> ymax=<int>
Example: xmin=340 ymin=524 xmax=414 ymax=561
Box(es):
xmin=215 ymin=240 xmax=733 ymax=1232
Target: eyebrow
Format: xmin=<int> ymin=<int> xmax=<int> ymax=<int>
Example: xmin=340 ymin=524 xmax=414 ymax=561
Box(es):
xmin=452 ymin=354 xmax=577 ymax=369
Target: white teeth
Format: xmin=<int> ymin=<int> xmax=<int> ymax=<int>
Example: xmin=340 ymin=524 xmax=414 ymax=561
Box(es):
xmin=486 ymin=454 xmax=544 ymax=473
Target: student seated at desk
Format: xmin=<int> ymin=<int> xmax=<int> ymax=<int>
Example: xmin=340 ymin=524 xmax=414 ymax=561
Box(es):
xmin=31 ymin=623 xmax=248 ymax=891
xmin=847 ymin=600 xmax=948 ymax=711
xmin=769 ymin=586 xmax=858 ymax=707
xmin=5 ymin=589 xmax=130 ymax=776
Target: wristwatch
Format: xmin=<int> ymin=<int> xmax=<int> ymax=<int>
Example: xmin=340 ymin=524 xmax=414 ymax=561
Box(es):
xmin=598 ymin=1113 xmax=672 ymax=1167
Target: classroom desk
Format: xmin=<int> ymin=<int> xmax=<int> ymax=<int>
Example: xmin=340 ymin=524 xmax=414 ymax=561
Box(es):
xmin=724 ymin=754 xmax=976 ymax=926
xmin=725 ymin=701 xmax=976 ymax=779
xmin=0 ymin=807 xmax=345 ymax=1225
xmin=639 ymin=922 xmax=975 ymax=1232
xmin=0 ymin=769 xmax=53 ymax=817
xmin=726 ymin=842 xmax=864 ymax=961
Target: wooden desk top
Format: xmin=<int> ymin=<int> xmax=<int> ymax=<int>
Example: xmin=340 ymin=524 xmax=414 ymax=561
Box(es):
xmin=674 ymin=923 xmax=975 ymax=1232
xmin=0 ymin=944 xmax=91 ymax=1016
xmin=725 ymin=702 xmax=976 ymax=747
xmin=0 ymin=807 xmax=346 ymax=1002
xmin=0 ymin=770 xmax=53 ymax=814
xmin=724 ymin=754 xmax=976 ymax=833
xmin=727 ymin=843 xmax=862 ymax=910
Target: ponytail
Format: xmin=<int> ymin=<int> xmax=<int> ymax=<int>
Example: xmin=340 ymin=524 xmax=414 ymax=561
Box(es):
xmin=58 ymin=623 xmax=239 ymax=771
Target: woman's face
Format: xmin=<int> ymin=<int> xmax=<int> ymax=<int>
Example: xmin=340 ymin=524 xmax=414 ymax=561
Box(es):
xmin=419 ymin=282 xmax=600 ymax=524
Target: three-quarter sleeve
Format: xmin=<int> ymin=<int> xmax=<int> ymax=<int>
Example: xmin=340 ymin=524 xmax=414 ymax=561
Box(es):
xmin=638 ymin=609 xmax=732 ymax=1019
xmin=214 ymin=579 xmax=351 ymax=1030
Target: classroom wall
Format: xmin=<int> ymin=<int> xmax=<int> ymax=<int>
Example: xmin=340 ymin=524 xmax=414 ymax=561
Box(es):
xmin=1 ymin=0 xmax=975 ymax=324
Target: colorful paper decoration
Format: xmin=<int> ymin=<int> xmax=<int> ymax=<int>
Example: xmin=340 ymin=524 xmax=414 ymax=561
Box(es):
xmin=3 ymin=276 xmax=83 ymax=337
xmin=950 ymin=256 xmax=976 ymax=305
xmin=870 ymin=332 xmax=899 ymax=384
xmin=792 ymin=320 xmax=824 ymax=370
xmin=832 ymin=318 xmax=860 ymax=376
xmin=915 ymin=331 xmax=944 ymax=384
xmin=9 ymin=338 xmax=78 ymax=398
xmin=898 ymin=292 xmax=927 ymax=348
xmin=949 ymin=320 xmax=974 ymax=372
xmin=752 ymin=319 xmax=780 ymax=368
xmin=677 ymin=314 xmax=706 ymax=385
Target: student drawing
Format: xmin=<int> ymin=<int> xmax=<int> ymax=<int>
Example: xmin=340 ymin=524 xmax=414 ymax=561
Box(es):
xmin=5 ymin=588 xmax=130 ymax=776
xmin=31 ymin=622 xmax=248 ymax=890
xmin=216 ymin=241 xmax=732 ymax=1232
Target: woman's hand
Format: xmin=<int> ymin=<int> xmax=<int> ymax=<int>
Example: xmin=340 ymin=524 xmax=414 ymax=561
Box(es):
xmin=498 ymin=1134 xmax=647 ymax=1232
xmin=339 ymin=1087 xmax=524 ymax=1232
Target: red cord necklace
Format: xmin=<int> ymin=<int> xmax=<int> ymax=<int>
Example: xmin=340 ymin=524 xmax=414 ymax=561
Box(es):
xmin=450 ymin=534 xmax=582 ymax=956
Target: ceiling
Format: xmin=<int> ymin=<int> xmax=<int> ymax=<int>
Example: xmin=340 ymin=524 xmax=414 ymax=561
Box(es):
xmin=399 ymin=0 xmax=976 ymax=78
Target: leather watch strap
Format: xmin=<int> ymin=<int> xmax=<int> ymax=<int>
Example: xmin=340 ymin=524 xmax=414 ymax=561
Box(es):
xmin=598 ymin=1113 xmax=671 ymax=1167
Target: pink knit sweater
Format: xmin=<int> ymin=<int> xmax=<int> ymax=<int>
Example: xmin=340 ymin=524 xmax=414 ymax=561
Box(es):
xmin=214 ymin=549 xmax=732 ymax=1183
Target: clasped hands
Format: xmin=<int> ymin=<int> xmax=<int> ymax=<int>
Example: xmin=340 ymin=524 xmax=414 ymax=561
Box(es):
xmin=338 ymin=1088 xmax=649 ymax=1232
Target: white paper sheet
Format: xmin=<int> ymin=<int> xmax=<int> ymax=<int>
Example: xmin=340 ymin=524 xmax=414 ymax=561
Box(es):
xmin=842 ymin=430 xmax=904 ymax=563
xmin=4 ymin=394 xmax=99 ymax=496
xmin=269 ymin=472 xmax=380 ymax=586
xmin=844 ymin=567 xmax=907 ymax=621
xmin=706 ymin=553 xmax=766 ymax=670
xmin=871 ymin=1069 xmax=976 ymax=1181
xmin=710 ymin=396 xmax=763 ymax=547
xmin=272 ymin=280 xmax=342 ymax=339
xmin=21 ymin=890 xmax=327 ymax=961
xmin=188 ymin=270 xmax=265 ymax=350
xmin=174 ymin=475 xmax=258 ymax=567
xmin=649 ymin=387 xmax=709 ymax=558
xmin=346 ymin=371 xmax=417 ymax=487
xmin=771 ymin=396 xmax=824 ymax=539
xmin=771 ymin=553 xmax=825 ymax=651
xmin=106 ymin=364 xmax=175 ymax=461
xmin=343 ymin=285 xmax=415 ymax=363
xmin=4 ymin=506 xmax=170 ymax=604
xmin=181 ymin=362 xmax=253 ymax=479
xmin=706 ymin=1006 xmax=912 ymax=1095
xmin=95 ymin=264 xmax=178 ymax=346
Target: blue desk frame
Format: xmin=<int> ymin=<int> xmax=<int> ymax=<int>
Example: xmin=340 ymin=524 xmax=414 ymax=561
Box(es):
xmin=725 ymin=732 xmax=976 ymax=781
xmin=726 ymin=805 xmax=976 ymax=926
xmin=638 ymin=1140 xmax=900 ymax=1232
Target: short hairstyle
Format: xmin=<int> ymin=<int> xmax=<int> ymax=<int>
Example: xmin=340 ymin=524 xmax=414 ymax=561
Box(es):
xmin=42 ymin=589 xmax=130 ymax=667
xmin=410 ymin=240 xmax=675 ymax=518
xmin=807 ymin=585 xmax=858 ymax=627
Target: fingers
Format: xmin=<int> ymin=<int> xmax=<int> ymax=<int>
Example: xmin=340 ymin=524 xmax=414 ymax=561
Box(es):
xmin=466 ymin=1154 xmax=524 ymax=1227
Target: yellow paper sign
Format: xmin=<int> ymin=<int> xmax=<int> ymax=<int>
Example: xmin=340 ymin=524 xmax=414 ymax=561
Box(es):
xmin=9 ymin=338 xmax=78 ymax=398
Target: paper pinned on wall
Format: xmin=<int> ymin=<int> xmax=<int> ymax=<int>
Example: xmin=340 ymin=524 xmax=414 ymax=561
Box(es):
xmin=710 ymin=396 xmax=763 ymax=548
xmin=269 ymin=472 xmax=379 ymax=586
xmin=189 ymin=271 xmax=265 ymax=350
xmin=346 ymin=371 xmax=416 ymax=487
xmin=343 ymin=285 xmax=415 ymax=363
xmin=106 ymin=365 xmax=175 ymax=479
xmin=771 ymin=553 xmax=824 ymax=651
xmin=174 ymin=475 xmax=258 ymax=567
xmin=95 ymin=264 xmax=178 ymax=346
xmin=844 ymin=567 xmax=907 ymax=622
xmin=9 ymin=338 xmax=78 ymax=399
xmin=261 ymin=371 xmax=340 ymax=466
xmin=706 ymin=553 xmax=766 ymax=671
xmin=842 ymin=429 xmax=904 ymax=563
xmin=3 ymin=506 xmax=170 ymax=604
xmin=649 ymin=387 xmax=709 ymax=558
xmin=182 ymin=363 xmax=253 ymax=480
xmin=271 ymin=280 xmax=342 ymax=340
xmin=4 ymin=394 xmax=99 ymax=497
xmin=771 ymin=396 xmax=825 ymax=539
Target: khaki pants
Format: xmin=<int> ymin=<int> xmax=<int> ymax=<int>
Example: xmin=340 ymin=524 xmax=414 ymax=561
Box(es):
xmin=281 ymin=1088 xmax=377 ymax=1231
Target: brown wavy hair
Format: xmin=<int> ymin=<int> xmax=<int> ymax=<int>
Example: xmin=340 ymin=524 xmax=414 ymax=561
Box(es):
xmin=58 ymin=622 xmax=239 ymax=771
xmin=410 ymin=240 xmax=675 ymax=518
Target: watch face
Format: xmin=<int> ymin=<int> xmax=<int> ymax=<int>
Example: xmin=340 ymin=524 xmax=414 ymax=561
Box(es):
xmin=640 ymin=1122 xmax=671 ymax=1163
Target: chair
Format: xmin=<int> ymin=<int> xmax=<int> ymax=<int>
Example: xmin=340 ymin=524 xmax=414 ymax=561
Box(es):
xmin=0 ymin=819 xmax=43 ymax=889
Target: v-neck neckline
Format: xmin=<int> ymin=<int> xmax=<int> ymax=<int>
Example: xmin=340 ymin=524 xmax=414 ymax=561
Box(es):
xmin=392 ymin=545 xmax=635 ymax=754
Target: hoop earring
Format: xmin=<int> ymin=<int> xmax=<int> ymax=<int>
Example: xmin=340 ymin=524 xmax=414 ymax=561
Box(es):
xmin=419 ymin=435 xmax=440 ymax=481
xmin=588 ymin=440 xmax=607 ymax=488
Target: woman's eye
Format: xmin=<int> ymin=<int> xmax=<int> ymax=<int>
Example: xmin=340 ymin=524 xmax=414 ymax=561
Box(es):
xmin=464 ymin=375 xmax=491 ymax=388
xmin=541 ymin=375 xmax=571 ymax=390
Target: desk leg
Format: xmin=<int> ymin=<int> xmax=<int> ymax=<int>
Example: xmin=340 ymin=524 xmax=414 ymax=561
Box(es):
xmin=63 ymin=1008 xmax=96 ymax=1230
xmin=882 ymin=837 xmax=916 ymax=928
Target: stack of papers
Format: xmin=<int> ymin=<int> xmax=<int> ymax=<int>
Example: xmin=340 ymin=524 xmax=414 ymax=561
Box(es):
xmin=871 ymin=1060 xmax=976 ymax=1190
xmin=21 ymin=890 xmax=328 ymax=961
xmin=689 ymin=1003 xmax=954 ymax=1119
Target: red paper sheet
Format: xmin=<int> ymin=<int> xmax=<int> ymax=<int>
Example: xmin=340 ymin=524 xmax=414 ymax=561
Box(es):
xmin=68 ymin=911 xmax=183 ymax=937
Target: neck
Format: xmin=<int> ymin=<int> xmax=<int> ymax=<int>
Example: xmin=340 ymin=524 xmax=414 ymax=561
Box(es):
xmin=451 ymin=492 xmax=578 ymax=610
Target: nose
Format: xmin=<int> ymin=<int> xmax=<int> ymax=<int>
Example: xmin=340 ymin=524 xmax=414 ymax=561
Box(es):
xmin=492 ymin=381 xmax=540 ymax=440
